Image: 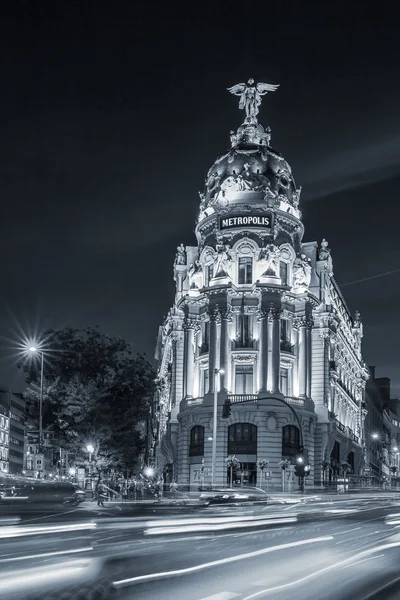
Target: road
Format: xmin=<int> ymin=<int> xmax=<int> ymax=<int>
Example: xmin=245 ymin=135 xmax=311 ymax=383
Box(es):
xmin=1 ymin=495 xmax=400 ymax=599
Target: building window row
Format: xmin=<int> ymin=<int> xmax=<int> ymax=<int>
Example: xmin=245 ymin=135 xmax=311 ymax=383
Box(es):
xmin=188 ymin=423 xmax=301 ymax=459
xmin=198 ymin=363 xmax=294 ymax=396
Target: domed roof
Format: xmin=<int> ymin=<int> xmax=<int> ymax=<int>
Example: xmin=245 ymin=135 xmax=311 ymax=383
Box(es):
xmin=201 ymin=121 xmax=300 ymax=211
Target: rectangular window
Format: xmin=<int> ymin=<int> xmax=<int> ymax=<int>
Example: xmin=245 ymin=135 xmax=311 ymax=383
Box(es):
xmin=236 ymin=314 xmax=252 ymax=347
xmin=238 ymin=257 xmax=253 ymax=284
xmin=280 ymin=368 xmax=289 ymax=396
xmin=201 ymin=322 xmax=210 ymax=354
xmin=200 ymin=369 xmax=209 ymax=396
xmin=235 ymin=365 xmax=254 ymax=394
xmin=281 ymin=319 xmax=289 ymax=342
xmin=280 ymin=261 xmax=288 ymax=285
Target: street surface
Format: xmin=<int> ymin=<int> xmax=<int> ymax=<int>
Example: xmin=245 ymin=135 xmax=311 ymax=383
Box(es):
xmin=1 ymin=494 xmax=400 ymax=599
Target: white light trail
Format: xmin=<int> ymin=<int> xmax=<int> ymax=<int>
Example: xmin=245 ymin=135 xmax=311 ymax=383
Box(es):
xmin=145 ymin=517 xmax=297 ymax=536
xmin=0 ymin=522 xmax=96 ymax=539
xmin=113 ymin=536 xmax=334 ymax=588
xmin=0 ymin=546 xmax=93 ymax=564
xmin=242 ymin=537 xmax=400 ymax=599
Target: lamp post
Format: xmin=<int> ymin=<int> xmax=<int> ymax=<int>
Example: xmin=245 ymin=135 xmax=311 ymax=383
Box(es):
xmin=372 ymin=432 xmax=385 ymax=488
xmin=211 ymin=368 xmax=224 ymax=489
xmin=87 ymin=444 xmax=94 ymax=494
xmin=28 ymin=346 xmax=44 ymax=460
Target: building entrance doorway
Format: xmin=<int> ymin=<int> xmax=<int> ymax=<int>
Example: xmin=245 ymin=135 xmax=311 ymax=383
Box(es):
xmin=227 ymin=462 xmax=257 ymax=487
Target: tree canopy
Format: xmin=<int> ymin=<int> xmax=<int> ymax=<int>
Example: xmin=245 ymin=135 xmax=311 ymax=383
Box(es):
xmin=23 ymin=327 xmax=156 ymax=473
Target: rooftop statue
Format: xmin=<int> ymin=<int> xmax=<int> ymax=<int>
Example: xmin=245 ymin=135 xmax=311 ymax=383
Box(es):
xmin=227 ymin=78 xmax=279 ymax=122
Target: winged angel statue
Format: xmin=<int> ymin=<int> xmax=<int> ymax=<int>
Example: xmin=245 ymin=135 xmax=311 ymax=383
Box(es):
xmin=228 ymin=78 xmax=279 ymax=122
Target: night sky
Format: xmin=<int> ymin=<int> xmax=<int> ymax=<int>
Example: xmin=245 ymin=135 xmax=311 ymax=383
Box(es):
xmin=1 ymin=3 xmax=400 ymax=394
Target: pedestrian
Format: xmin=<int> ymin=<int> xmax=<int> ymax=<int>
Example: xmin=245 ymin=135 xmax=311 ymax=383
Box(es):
xmin=97 ymin=482 xmax=107 ymax=507
xmin=169 ymin=479 xmax=178 ymax=496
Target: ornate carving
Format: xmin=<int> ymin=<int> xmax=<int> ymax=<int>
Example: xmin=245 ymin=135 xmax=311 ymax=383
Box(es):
xmin=232 ymin=353 xmax=257 ymax=363
xmin=188 ymin=260 xmax=203 ymax=290
xmin=257 ymin=307 xmax=269 ymax=320
xmin=175 ymin=243 xmax=186 ymax=266
xmin=292 ymin=254 xmax=312 ymax=290
xmin=220 ymin=307 xmax=233 ymax=321
xmin=293 ymin=316 xmax=313 ymax=330
xmin=227 ymin=78 xmax=280 ymax=123
xmin=182 ymin=318 xmax=201 ymax=332
xmin=214 ymin=244 xmax=232 ymax=278
xmin=208 ymin=307 xmax=221 ymax=323
xmin=319 ymin=239 xmax=331 ymax=261
xmin=267 ymin=305 xmax=281 ymax=322
xmin=259 ymin=244 xmax=280 ymax=278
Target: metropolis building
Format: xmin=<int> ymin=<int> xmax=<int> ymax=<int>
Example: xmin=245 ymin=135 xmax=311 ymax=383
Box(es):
xmin=152 ymin=81 xmax=370 ymax=489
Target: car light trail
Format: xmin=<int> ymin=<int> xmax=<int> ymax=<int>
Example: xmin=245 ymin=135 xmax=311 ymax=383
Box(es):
xmin=113 ymin=536 xmax=333 ymax=588
xmin=0 ymin=522 xmax=96 ymax=539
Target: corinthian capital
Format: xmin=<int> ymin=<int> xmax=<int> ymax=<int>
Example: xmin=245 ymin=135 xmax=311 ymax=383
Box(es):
xmin=208 ymin=307 xmax=221 ymax=323
xmin=257 ymin=307 xmax=269 ymax=321
xmin=267 ymin=306 xmax=282 ymax=322
xmin=293 ymin=315 xmax=314 ymax=330
xmin=182 ymin=318 xmax=200 ymax=332
xmin=220 ymin=307 xmax=233 ymax=321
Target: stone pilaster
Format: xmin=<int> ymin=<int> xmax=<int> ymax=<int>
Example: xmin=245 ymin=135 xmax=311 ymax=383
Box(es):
xmin=208 ymin=307 xmax=220 ymax=393
xmin=183 ymin=319 xmax=199 ymax=398
xmin=219 ymin=308 xmax=232 ymax=391
xmin=294 ymin=317 xmax=307 ymax=398
xmin=268 ymin=307 xmax=281 ymax=394
xmin=257 ymin=307 xmax=269 ymax=392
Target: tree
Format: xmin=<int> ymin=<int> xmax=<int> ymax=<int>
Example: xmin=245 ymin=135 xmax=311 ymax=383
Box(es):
xmin=23 ymin=327 xmax=156 ymax=472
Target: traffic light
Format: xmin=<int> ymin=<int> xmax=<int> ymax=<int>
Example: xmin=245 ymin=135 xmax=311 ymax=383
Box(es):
xmin=294 ymin=453 xmax=305 ymax=478
xmin=222 ymin=399 xmax=231 ymax=419
xmin=294 ymin=462 xmax=305 ymax=478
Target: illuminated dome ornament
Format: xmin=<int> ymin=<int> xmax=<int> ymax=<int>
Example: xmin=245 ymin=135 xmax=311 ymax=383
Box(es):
xmin=199 ymin=80 xmax=302 ymax=217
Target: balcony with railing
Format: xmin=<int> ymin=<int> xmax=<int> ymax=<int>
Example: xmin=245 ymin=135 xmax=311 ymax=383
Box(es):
xmin=233 ymin=338 xmax=256 ymax=350
xmin=180 ymin=397 xmax=204 ymax=411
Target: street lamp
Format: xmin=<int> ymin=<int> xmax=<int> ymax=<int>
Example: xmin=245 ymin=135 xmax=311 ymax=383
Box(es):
xmin=86 ymin=444 xmax=94 ymax=493
xmin=211 ymin=368 xmax=224 ymax=489
xmin=28 ymin=345 xmax=44 ymax=459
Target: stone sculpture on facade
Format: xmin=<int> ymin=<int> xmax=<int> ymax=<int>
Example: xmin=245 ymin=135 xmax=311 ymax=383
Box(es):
xmin=293 ymin=254 xmax=312 ymax=289
xmin=189 ymin=260 xmax=203 ymax=290
xmin=319 ymin=238 xmax=331 ymax=261
xmin=175 ymin=243 xmax=187 ymax=266
xmin=214 ymin=244 xmax=232 ymax=278
xmin=259 ymin=244 xmax=280 ymax=277
xmin=227 ymin=78 xmax=280 ymax=122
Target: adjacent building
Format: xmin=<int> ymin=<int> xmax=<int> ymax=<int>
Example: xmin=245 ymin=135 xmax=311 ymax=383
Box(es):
xmin=0 ymin=387 xmax=26 ymax=475
xmin=152 ymin=81 xmax=370 ymax=489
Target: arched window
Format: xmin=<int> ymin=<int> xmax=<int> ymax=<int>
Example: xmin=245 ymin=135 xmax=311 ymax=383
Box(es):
xmin=228 ymin=423 xmax=257 ymax=454
xmin=189 ymin=426 xmax=204 ymax=456
xmin=282 ymin=425 xmax=300 ymax=459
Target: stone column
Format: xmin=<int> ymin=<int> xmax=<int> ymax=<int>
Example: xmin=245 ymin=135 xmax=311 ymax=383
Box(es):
xmin=306 ymin=317 xmax=313 ymax=398
xmin=296 ymin=317 xmax=307 ymax=398
xmin=208 ymin=307 xmax=220 ymax=393
xmin=219 ymin=308 xmax=232 ymax=391
xmin=258 ymin=308 xmax=268 ymax=392
xmin=292 ymin=326 xmax=299 ymax=397
xmin=269 ymin=306 xmax=281 ymax=394
xmin=183 ymin=319 xmax=195 ymax=398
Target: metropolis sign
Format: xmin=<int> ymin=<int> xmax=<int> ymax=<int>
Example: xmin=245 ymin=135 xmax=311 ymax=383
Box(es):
xmin=219 ymin=213 xmax=272 ymax=231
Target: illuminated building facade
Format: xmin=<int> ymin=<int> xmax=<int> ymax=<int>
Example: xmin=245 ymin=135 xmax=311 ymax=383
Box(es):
xmin=153 ymin=82 xmax=369 ymax=489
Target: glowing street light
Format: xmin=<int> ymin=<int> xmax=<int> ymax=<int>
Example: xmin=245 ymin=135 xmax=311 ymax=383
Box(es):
xmin=144 ymin=466 xmax=155 ymax=478
xmin=28 ymin=344 xmax=44 ymax=461
xmin=372 ymin=433 xmax=379 ymax=440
